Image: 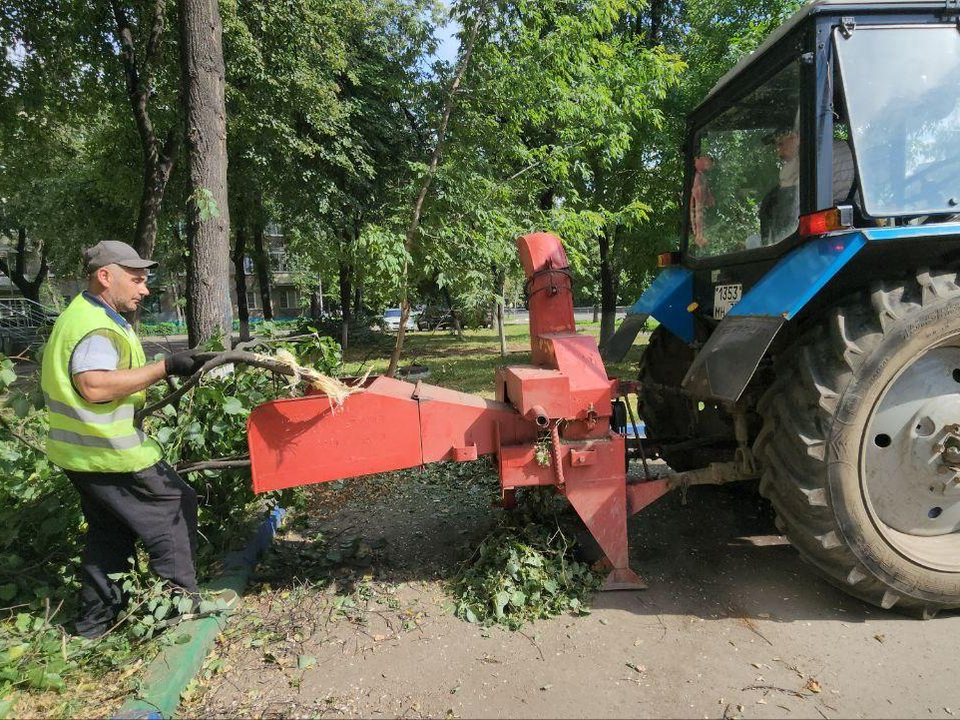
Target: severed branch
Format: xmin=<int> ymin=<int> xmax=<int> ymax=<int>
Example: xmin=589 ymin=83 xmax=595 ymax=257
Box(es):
xmin=176 ymin=457 xmax=251 ymax=474
xmin=136 ymin=349 xmax=361 ymax=422
xmin=137 ymin=350 xmax=297 ymax=421
xmin=137 ymin=347 xmax=365 ymax=474
xmin=0 ymin=413 xmax=44 ymax=455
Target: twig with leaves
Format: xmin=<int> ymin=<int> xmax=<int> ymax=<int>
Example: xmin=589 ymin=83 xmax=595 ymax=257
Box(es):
xmin=0 ymin=412 xmax=45 ymax=454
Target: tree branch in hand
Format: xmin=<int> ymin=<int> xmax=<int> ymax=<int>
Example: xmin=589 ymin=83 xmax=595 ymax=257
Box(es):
xmin=136 ymin=349 xmax=358 ymax=422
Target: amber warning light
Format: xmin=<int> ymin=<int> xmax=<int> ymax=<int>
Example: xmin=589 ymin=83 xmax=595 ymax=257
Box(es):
xmin=799 ymin=206 xmax=854 ymax=238
xmin=657 ymin=251 xmax=681 ymax=268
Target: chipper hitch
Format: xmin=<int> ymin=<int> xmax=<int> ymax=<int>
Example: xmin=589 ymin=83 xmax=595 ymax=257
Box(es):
xmin=247 ymin=232 xmax=673 ymax=590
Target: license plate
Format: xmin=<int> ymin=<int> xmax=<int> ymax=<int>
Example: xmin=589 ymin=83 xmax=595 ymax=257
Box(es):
xmin=713 ymin=283 xmax=742 ymax=320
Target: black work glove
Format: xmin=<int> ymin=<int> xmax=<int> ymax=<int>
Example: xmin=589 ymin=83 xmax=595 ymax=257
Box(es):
xmin=164 ymin=349 xmax=206 ymax=377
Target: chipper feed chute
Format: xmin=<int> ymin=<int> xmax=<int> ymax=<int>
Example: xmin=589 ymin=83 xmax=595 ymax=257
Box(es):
xmin=247 ymin=232 xmax=671 ymax=589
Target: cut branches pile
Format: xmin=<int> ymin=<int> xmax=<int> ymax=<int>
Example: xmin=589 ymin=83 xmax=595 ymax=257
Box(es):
xmin=449 ymin=489 xmax=600 ymax=630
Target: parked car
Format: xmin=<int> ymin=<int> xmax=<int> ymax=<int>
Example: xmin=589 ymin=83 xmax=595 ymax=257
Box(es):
xmin=416 ymin=305 xmax=459 ymax=331
xmin=382 ymin=307 xmax=417 ymax=332
xmin=416 ymin=305 xmax=494 ymax=331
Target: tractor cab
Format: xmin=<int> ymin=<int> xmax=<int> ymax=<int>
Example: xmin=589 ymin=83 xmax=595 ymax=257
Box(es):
xmin=609 ymin=0 xmax=960 ymax=616
xmin=683 ymin=0 xmax=960 ymax=313
xmin=611 ymin=0 xmax=960 ymax=401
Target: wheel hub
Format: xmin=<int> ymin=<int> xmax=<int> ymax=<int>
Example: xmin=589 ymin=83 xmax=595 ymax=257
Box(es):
xmin=864 ymin=348 xmax=960 ymax=537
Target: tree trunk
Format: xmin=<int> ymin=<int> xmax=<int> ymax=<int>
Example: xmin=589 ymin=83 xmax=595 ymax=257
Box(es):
xmin=310 ymin=277 xmax=323 ymax=320
xmin=592 ymin=302 xmax=599 ymax=323
xmin=169 ymin=279 xmax=185 ymax=325
xmin=232 ymin=224 xmax=250 ymax=342
xmin=353 ymin=281 xmax=363 ymax=318
xmin=173 ymin=221 xmax=190 ymax=328
xmin=338 ymin=261 xmax=352 ymax=350
xmin=442 ymin=286 xmax=463 ymax=340
xmin=648 ymin=0 xmax=665 ymax=45
xmin=251 ymin=222 xmax=273 ymax=321
xmin=178 ymin=0 xmax=232 ymax=347
xmin=598 ymin=227 xmax=618 ymax=349
xmin=0 ymin=227 xmax=48 ymax=303
xmin=494 ymin=267 xmax=507 ymax=357
xmin=134 ymin=129 xmax=179 ymax=259
xmin=386 ymin=10 xmax=484 ymax=376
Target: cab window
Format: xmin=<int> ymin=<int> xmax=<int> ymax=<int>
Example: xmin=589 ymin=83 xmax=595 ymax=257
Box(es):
xmin=688 ymin=60 xmax=801 ymax=257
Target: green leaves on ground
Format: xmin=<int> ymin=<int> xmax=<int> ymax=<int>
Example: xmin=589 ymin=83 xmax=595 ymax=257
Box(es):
xmin=0 ymin=328 xmax=340 ymax=708
xmin=450 ymin=490 xmax=600 ymax=630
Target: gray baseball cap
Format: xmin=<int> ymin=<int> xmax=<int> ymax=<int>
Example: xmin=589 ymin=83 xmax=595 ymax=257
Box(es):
xmin=83 ymin=240 xmax=158 ymax=274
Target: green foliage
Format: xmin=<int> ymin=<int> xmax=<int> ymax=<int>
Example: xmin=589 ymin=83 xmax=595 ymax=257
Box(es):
xmin=224 ymin=0 xmax=437 ymax=329
xmin=144 ymin=330 xmax=341 ymax=562
xmin=189 ymin=188 xmax=221 ymax=223
xmin=139 ymin=321 xmax=183 ymax=336
xmin=0 ymin=560 xmax=229 ymax=709
xmin=0 ymin=326 xmax=340 ymax=706
xmin=0 ymin=356 xmax=81 ymax=616
xmin=450 ymin=490 xmax=600 ymax=630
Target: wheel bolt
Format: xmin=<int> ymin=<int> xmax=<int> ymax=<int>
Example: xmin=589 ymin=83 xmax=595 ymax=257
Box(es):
xmin=943 ymin=446 xmax=960 ymax=465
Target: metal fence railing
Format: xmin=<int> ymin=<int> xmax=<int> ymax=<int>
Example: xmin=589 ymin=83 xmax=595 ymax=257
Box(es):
xmin=0 ymin=296 xmax=56 ymax=355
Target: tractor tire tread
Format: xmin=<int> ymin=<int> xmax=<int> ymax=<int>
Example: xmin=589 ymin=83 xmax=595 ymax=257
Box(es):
xmin=754 ymin=269 xmax=960 ymax=617
xmin=638 ymin=326 xmax=736 ymax=471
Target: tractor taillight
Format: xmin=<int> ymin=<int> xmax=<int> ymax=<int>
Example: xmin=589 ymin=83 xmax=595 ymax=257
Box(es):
xmin=657 ymin=251 xmax=680 ymax=268
xmin=799 ymin=206 xmax=854 ymax=238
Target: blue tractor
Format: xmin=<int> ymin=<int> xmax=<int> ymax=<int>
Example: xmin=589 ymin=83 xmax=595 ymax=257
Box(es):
xmin=607 ymin=0 xmax=960 ymax=615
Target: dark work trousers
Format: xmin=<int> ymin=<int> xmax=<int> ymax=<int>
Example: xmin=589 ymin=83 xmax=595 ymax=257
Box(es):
xmin=64 ymin=460 xmax=199 ymax=638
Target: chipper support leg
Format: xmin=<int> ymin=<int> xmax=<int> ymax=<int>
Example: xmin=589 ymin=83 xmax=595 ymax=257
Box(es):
xmin=564 ymin=473 xmax=646 ymax=590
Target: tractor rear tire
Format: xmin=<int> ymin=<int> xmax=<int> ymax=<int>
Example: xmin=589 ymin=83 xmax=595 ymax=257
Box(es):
xmin=638 ymin=326 xmax=736 ymax=472
xmin=754 ymin=270 xmax=960 ymax=616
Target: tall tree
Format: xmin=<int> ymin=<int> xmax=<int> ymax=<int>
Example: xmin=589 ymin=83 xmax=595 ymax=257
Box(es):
xmin=386 ymin=5 xmax=484 ymax=377
xmin=261 ymin=0 xmax=436 ymax=348
xmin=109 ymin=0 xmax=180 ymax=258
xmin=1 ymin=1 xmax=182 ymax=260
xmin=251 ymin=221 xmax=273 ymax=321
xmin=231 ymin=224 xmax=250 ymax=340
xmin=0 ymin=229 xmax=47 ymax=302
xmin=178 ymin=0 xmax=233 ymax=345
xmin=409 ymin=0 xmax=683 ymax=349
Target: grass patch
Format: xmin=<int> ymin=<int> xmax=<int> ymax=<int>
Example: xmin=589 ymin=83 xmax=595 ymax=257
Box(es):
xmin=342 ymin=321 xmax=648 ymax=398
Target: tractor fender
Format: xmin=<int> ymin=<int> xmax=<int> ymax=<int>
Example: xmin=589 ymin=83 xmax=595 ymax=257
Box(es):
xmin=682 ymin=224 xmax=960 ymax=402
xmin=602 ymin=266 xmax=693 ymax=362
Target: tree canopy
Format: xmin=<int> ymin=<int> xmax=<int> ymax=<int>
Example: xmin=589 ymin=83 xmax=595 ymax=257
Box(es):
xmin=0 ymin=0 xmax=806 ymax=345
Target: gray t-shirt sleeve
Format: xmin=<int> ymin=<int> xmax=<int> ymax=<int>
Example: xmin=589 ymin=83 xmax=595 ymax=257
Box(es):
xmin=71 ymin=332 xmax=122 ymax=374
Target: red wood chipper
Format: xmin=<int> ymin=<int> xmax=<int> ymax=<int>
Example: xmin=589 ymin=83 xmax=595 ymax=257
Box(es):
xmin=246 ymin=232 xmax=673 ymax=590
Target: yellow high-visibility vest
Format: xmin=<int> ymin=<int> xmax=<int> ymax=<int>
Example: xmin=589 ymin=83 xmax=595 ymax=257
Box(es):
xmin=40 ymin=293 xmax=162 ymax=472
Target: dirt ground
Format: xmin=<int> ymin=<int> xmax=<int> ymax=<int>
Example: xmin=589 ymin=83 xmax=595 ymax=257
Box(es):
xmin=180 ymin=463 xmax=960 ymax=720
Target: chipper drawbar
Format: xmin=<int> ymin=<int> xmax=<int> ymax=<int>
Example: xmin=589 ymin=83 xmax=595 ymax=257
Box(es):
xmin=246 ymin=231 xmax=672 ymax=590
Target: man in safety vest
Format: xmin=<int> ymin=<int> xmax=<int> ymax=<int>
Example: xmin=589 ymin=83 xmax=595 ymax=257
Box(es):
xmin=41 ymin=240 xmax=206 ymax=638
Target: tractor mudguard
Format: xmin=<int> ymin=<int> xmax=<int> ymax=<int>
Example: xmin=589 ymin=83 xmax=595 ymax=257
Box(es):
xmin=682 ymin=224 xmax=960 ymax=402
xmin=602 ymin=266 xmax=693 ymax=362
